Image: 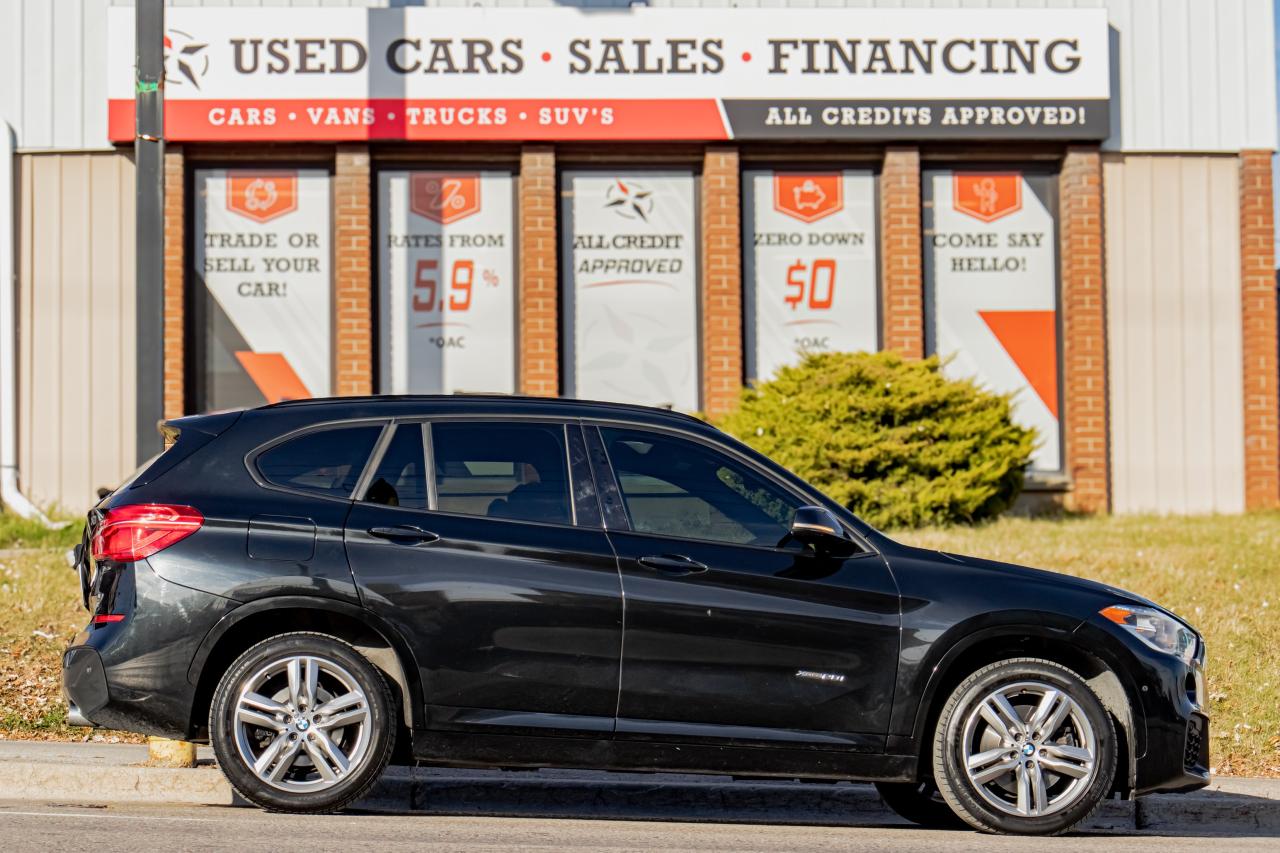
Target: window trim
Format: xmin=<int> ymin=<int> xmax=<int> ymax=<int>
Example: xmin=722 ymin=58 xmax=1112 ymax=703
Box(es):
xmin=353 ymin=420 xmax=431 ymax=512
xmin=586 ymin=419 xmax=874 ymax=556
xmin=245 ymin=418 xmax=392 ymax=504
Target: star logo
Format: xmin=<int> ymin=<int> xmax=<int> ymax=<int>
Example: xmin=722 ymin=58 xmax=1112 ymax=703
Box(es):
xmin=604 ymin=179 xmax=654 ymax=222
xmin=164 ymin=29 xmax=209 ymax=90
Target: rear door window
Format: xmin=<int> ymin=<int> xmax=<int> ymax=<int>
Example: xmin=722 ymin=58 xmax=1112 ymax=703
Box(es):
xmin=431 ymin=422 xmax=573 ymax=525
xmin=256 ymin=424 xmax=383 ymax=498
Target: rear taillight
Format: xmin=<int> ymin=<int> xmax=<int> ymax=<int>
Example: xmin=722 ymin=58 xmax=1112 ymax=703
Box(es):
xmin=90 ymin=504 xmax=204 ymax=563
xmin=92 ymin=613 xmax=126 ymax=625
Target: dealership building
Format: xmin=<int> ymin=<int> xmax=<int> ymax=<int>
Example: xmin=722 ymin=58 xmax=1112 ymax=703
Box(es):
xmin=0 ymin=0 xmax=1276 ymax=516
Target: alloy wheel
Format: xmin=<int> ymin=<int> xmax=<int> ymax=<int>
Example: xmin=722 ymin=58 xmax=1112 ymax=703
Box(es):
xmin=232 ymin=654 xmax=372 ymax=792
xmin=960 ymin=680 xmax=1098 ymax=818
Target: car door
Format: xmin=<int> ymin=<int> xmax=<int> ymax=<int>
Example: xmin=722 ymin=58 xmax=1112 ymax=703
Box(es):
xmin=587 ymin=423 xmax=900 ymax=750
xmin=345 ymin=418 xmax=622 ymax=737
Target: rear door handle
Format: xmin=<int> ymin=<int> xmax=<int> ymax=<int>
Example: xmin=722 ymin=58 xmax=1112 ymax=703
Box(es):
xmin=368 ymin=525 xmax=440 ymax=544
xmin=637 ymin=554 xmax=708 ymax=575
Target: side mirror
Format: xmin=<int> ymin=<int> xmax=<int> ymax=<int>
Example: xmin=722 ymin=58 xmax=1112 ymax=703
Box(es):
xmin=789 ymin=506 xmax=848 ymax=546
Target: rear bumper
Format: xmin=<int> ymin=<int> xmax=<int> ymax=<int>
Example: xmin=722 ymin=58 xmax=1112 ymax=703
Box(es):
xmin=61 ymin=558 xmax=237 ymax=740
xmin=62 ymin=646 xmax=108 ymax=726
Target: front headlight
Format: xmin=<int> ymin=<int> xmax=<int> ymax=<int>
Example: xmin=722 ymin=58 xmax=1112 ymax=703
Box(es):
xmin=1100 ymin=604 xmax=1197 ymax=664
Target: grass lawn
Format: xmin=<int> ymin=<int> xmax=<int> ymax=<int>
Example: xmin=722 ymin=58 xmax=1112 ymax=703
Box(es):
xmin=1 ymin=512 xmax=1276 ymax=776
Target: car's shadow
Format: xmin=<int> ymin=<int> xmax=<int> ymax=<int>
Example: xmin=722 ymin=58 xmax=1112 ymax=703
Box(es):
xmin=232 ymin=766 xmax=1280 ymax=839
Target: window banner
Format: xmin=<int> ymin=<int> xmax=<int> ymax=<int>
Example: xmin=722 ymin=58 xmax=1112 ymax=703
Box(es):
xmin=925 ymin=170 xmax=1060 ymax=472
xmin=565 ymin=171 xmax=699 ymax=411
xmin=193 ymin=168 xmax=331 ymax=408
xmin=378 ymin=171 xmax=517 ymax=394
xmin=744 ymin=170 xmax=878 ymax=382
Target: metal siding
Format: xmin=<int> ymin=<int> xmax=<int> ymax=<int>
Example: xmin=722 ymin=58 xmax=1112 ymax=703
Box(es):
xmin=1105 ymin=154 xmax=1245 ymax=514
xmin=0 ymin=0 xmax=1268 ymax=151
xmin=16 ymin=152 xmax=136 ymax=513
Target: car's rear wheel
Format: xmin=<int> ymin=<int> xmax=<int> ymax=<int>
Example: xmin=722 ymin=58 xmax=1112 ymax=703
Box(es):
xmin=209 ymin=632 xmax=394 ymax=813
xmin=932 ymin=657 xmax=1116 ymax=835
xmin=874 ymin=780 xmax=965 ymax=829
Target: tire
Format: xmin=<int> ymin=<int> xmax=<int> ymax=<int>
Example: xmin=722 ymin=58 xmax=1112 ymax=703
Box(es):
xmin=932 ymin=657 xmax=1116 ymax=836
xmin=209 ymin=632 xmax=395 ymax=813
xmin=874 ymin=780 xmax=965 ymax=829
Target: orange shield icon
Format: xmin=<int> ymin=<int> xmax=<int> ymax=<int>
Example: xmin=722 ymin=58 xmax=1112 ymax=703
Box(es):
xmin=410 ymin=173 xmax=482 ymax=224
xmin=226 ymin=172 xmax=298 ymax=223
xmin=773 ymin=174 xmax=843 ymax=224
xmin=952 ymin=173 xmax=1022 ymax=223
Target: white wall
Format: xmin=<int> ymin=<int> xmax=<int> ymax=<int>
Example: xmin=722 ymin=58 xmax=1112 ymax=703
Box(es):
xmin=1104 ymin=154 xmax=1246 ymax=514
xmin=3 ymin=0 xmax=1273 ymax=153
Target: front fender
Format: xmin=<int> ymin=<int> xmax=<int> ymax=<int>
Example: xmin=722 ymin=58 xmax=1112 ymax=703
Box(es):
xmin=893 ymin=611 xmax=1085 ymax=741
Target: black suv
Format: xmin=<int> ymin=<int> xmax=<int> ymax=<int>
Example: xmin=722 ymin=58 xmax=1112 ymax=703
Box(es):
xmin=64 ymin=397 xmax=1207 ymax=835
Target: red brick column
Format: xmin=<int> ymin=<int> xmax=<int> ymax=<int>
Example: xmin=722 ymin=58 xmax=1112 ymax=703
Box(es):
xmin=702 ymin=146 xmax=742 ymax=417
xmin=1059 ymin=147 xmax=1109 ymax=513
xmin=1240 ymin=150 xmax=1279 ymax=509
xmin=334 ymin=145 xmax=373 ymax=396
xmin=518 ymin=145 xmax=559 ymax=397
xmin=880 ymin=147 xmax=924 ymax=358
xmin=163 ymin=146 xmax=185 ymax=419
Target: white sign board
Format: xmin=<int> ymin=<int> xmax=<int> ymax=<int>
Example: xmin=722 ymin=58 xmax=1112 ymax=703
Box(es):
xmin=566 ymin=171 xmax=699 ymax=410
xmin=106 ymin=8 xmax=1110 ymax=141
xmin=378 ymin=171 xmax=516 ymax=394
xmin=745 ymin=170 xmax=878 ymax=381
xmin=927 ymin=171 xmax=1060 ymax=471
xmin=194 ymin=168 xmax=331 ymax=405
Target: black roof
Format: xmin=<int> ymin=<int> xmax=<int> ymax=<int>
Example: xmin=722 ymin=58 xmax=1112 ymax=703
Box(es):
xmin=258 ymin=394 xmax=710 ymax=429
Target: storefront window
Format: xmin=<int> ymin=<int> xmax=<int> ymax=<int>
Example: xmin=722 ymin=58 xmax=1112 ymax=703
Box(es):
xmin=743 ymin=169 xmax=879 ymax=382
xmin=561 ymin=169 xmax=700 ymax=411
xmin=192 ymin=168 xmax=332 ymax=411
xmin=378 ymin=170 xmax=517 ymax=394
xmin=924 ymin=169 xmax=1061 ymax=473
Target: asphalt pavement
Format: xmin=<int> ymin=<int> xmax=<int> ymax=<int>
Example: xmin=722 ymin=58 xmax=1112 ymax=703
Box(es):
xmin=2 ymin=798 xmax=1279 ymax=853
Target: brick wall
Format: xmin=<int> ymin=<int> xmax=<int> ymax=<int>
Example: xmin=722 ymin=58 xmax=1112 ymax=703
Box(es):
xmin=701 ymin=147 xmax=743 ymax=417
xmin=1240 ymin=150 xmax=1279 ymax=509
xmin=518 ymin=146 xmax=559 ymax=396
xmin=1059 ymin=147 xmax=1110 ymax=513
xmin=162 ymin=146 xmax=185 ymax=419
xmin=334 ymin=145 xmax=373 ymax=396
xmin=880 ymin=147 xmax=924 ymax=358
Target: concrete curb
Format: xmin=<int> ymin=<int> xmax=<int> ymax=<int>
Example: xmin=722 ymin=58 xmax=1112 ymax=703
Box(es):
xmin=1 ymin=751 xmax=1276 ymax=834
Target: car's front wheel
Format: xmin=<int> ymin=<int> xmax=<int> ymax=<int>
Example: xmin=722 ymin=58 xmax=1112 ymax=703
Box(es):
xmin=209 ymin=632 xmax=395 ymax=813
xmin=932 ymin=657 xmax=1116 ymax=835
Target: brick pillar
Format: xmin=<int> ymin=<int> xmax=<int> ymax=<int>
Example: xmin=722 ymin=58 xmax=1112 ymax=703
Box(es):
xmin=1240 ymin=150 xmax=1279 ymax=509
xmin=1060 ymin=147 xmax=1109 ymax=513
xmin=162 ymin=146 xmax=185 ymax=419
xmin=518 ymin=145 xmax=558 ymax=396
xmin=701 ymin=146 xmax=742 ymax=417
xmin=880 ymin=147 xmax=924 ymax=358
xmin=334 ymin=145 xmax=373 ymax=396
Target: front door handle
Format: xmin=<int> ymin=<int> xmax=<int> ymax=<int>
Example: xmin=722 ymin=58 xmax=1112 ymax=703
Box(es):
xmin=368 ymin=525 xmax=440 ymax=544
xmin=637 ymin=554 xmax=708 ymax=575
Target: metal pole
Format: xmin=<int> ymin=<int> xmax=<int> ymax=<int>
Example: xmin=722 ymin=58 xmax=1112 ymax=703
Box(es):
xmin=135 ymin=0 xmax=165 ymax=464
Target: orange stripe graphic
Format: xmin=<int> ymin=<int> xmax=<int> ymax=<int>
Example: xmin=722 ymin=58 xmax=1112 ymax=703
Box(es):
xmin=978 ymin=310 xmax=1059 ymax=419
xmin=235 ymin=352 xmax=312 ymax=404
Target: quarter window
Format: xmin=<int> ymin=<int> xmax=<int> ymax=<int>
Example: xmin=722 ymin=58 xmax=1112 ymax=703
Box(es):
xmin=362 ymin=424 xmax=428 ymax=510
xmin=600 ymin=428 xmax=802 ymax=547
xmin=431 ymin=422 xmax=572 ymax=525
xmin=256 ymin=425 xmax=383 ymax=498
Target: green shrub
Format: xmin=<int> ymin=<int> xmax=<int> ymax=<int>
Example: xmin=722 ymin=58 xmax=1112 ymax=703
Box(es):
xmin=717 ymin=351 xmax=1036 ymax=529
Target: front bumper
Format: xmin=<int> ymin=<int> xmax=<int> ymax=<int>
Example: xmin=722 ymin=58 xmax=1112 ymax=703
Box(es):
xmin=1134 ymin=639 xmax=1211 ymax=795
